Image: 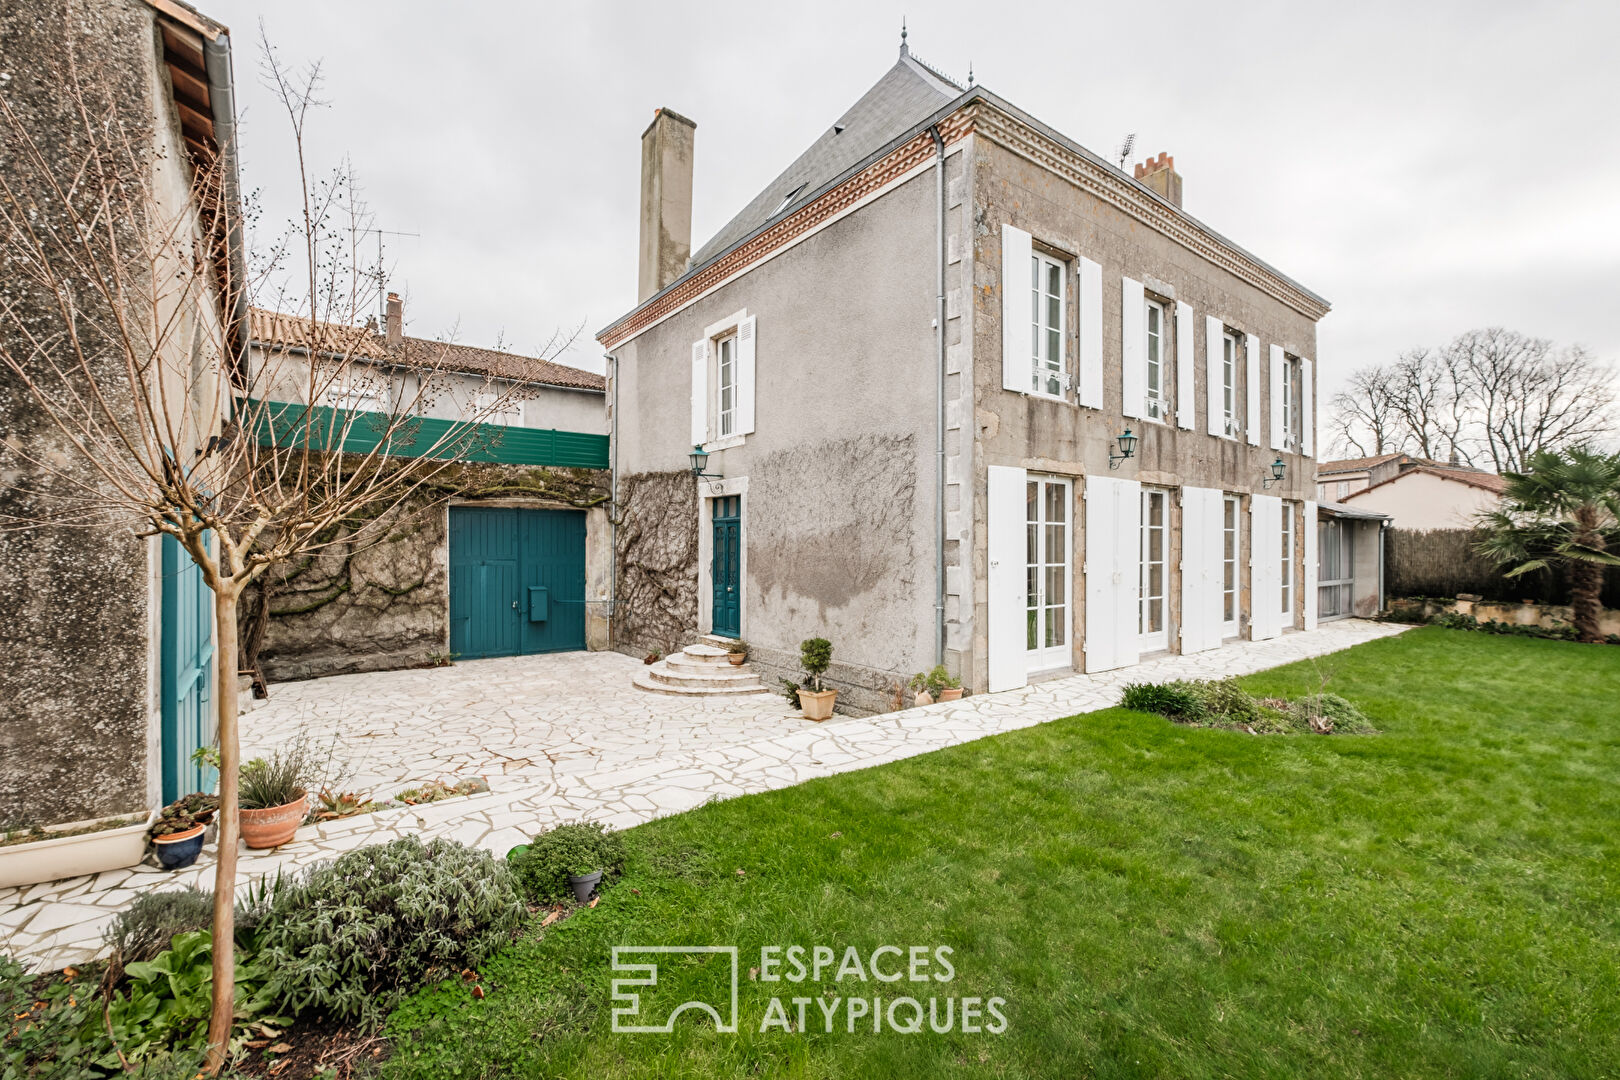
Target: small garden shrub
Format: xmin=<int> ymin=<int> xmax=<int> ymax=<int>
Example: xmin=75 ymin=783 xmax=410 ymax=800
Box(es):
xmin=510 ymin=821 xmax=628 ymax=903
xmin=103 ymin=886 xmax=214 ymax=967
xmin=254 ymin=836 xmax=523 ymax=1021
xmin=1290 ymin=693 xmax=1376 ymax=734
xmin=1120 ymin=681 xmax=1206 ymax=721
xmin=1188 ymin=678 xmax=1262 ymax=727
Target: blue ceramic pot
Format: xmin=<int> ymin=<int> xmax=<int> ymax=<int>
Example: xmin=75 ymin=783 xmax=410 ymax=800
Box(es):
xmin=153 ymin=826 xmax=206 ymax=870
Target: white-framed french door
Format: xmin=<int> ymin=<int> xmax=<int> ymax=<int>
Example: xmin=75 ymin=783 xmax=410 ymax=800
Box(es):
xmin=1139 ymin=487 xmax=1170 ymax=652
xmin=1280 ymin=501 xmax=1296 ymax=629
xmin=1222 ymin=494 xmax=1242 ymax=637
xmin=1025 ymin=475 xmax=1072 ymax=672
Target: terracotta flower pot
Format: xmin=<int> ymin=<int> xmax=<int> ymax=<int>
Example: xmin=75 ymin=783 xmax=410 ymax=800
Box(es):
xmin=913 ymin=690 xmax=934 ymax=706
xmin=239 ymin=793 xmax=307 ymax=850
xmin=152 ymin=825 xmax=207 ymax=869
xmin=728 ymin=653 xmax=747 ymax=666
xmin=938 ymin=687 xmax=964 ymax=701
xmin=797 ymin=688 xmax=837 ymax=721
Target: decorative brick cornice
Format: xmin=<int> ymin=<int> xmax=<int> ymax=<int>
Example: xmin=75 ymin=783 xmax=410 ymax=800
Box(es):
xmin=972 ymin=106 xmax=1330 ymax=321
xmin=598 ymin=111 xmax=976 ymax=350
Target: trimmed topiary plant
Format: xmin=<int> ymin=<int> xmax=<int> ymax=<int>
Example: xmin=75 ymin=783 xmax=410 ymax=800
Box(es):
xmin=510 ymin=822 xmax=627 ymax=904
xmin=254 ymin=836 xmax=523 ymax=1021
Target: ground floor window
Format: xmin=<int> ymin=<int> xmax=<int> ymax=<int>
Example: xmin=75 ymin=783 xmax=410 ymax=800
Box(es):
xmin=1280 ymin=501 xmax=1295 ymax=625
xmin=1223 ymin=494 xmax=1241 ymax=637
xmin=1140 ymin=488 xmax=1169 ymax=651
xmin=1319 ymin=516 xmax=1355 ymax=619
xmin=1026 ymin=476 xmax=1071 ymax=670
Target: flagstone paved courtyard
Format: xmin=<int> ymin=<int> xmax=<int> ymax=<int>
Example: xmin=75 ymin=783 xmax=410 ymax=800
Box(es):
xmin=0 ymin=619 xmax=1408 ymax=971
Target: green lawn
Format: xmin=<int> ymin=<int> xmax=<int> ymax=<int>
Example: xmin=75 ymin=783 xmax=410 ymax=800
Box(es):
xmin=383 ymin=629 xmax=1620 ymax=1078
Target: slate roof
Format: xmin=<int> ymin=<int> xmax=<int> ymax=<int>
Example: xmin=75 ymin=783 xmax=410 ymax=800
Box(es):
xmin=688 ymin=48 xmax=962 ymax=268
xmin=248 ymin=307 xmax=605 ymax=392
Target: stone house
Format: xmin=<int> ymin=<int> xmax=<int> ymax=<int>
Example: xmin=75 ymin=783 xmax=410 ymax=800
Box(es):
xmin=599 ymin=42 xmax=1332 ymax=712
xmin=0 ymin=0 xmax=245 ymax=827
xmin=243 ymin=296 xmax=611 ymax=681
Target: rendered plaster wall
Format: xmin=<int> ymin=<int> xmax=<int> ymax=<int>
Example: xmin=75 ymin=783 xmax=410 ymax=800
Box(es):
xmin=609 ymin=167 xmax=943 ymax=713
xmin=1343 ymin=470 xmax=1498 ymax=530
xmin=966 ymin=138 xmax=1326 ymax=689
xmin=0 ymin=0 xmax=224 ymax=826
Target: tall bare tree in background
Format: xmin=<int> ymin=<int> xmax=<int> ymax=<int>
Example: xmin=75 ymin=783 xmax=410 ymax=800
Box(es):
xmin=1328 ymin=328 xmax=1614 ymax=470
xmin=0 ymin=26 xmax=565 ymax=1072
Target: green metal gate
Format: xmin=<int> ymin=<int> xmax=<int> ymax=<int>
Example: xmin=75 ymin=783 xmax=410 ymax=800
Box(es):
xmin=449 ymin=507 xmax=587 ymax=659
xmin=161 ymin=534 xmax=216 ymax=803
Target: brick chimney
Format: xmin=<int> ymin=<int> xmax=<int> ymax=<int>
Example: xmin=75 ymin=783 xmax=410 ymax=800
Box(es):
xmin=385 ymin=291 xmax=403 ymax=346
xmin=638 ymin=107 xmax=696 ymax=303
xmin=1134 ymin=152 xmax=1183 ymax=208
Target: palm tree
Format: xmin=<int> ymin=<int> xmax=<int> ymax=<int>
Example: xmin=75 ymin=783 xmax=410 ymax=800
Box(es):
xmin=1476 ymin=447 xmax=1620 ymax=643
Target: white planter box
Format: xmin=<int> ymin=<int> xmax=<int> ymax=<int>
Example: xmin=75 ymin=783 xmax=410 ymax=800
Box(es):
xmin=0 ymin=811 xmax=156 ymax=889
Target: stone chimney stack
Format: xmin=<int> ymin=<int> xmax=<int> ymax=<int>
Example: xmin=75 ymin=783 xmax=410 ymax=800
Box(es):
xmin=1134 ymin=152 xmax=1183 ymax=209
xmin=638 ymin=108 xmax=697 ymax=303
xmin=385 ymin=291 xmax=403 ymax=346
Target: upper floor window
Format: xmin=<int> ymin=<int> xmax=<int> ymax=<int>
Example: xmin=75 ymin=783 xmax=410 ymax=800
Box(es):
xmin=1028 ymin=252 xmax=1067 ymax=398
xmin=1144 ymin=298 xmax=1167 ymax=421
xmin=1282 ymin=354 xmax=1303 ymax=451
xmin=1222 ymin=331 xmax=1241 ymax=437
xmin=716 ymin=334 xmax=737 ymax=438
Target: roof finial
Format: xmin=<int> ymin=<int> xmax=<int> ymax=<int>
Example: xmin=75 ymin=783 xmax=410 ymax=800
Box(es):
xmin=900 ymin=17 xmax=908 ymax=55
xmin=967 ymin=60 xmax=974 ymax=86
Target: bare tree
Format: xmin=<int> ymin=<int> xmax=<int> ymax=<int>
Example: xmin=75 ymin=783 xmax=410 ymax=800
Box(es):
xmin=0 ymin=27 xmax=567 ymax=1072
xmin=1327 ymin=330 xmax=1614 ymax=470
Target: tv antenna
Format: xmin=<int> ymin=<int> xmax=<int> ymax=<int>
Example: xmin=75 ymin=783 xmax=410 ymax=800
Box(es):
xmin=359 ymin=227 xmax=420 ymax=323
xmin=1115 ymin=132 xmax=1136 ymax=170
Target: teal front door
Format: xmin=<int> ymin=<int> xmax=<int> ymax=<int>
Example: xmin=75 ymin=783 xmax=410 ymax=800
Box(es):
xmin=450 ymin=507 xmax=586 ymax=659
xmin=711 ymin=495 xmax=741 ymax=638
xmin=160 ymin=534 xmax=216 ymax=803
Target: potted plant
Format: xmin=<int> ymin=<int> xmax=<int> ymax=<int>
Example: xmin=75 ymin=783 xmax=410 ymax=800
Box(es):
xmin=725 ymin=639 xmax=750 ymax=666
xmin=907 ymin=671 xmax=934 ymax=706
xmin=931 ymin=665 xmax=964 ymax=702
xmin=148 ymin=793 xmax=218 ymax=870
xmin=0 ymin=811 xmax=157 ymax=889
xmin=239 ymin=743 xmax=313 ymax=850
xmin=795 ymin=637 xmax=837 ymax=721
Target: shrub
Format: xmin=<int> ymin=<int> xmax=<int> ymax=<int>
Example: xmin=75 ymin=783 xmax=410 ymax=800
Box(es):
xmin=1120 ymin=680 xmax=1206 ymax=721
xmin=780 ymin=677 xmax=803 ymax=705
xmin=800 ymin=637 xmax=833 ymax=691
xmin=1188 ymin=678 xmax=1263 ymax=727
xmin=254 ymin=836 xmax=523 ymax=1021
xmin=1290 ymin=693 xmax=1376 ymax=734
xmin=104 ymin=886 xmax=214 ymax=967
xmin=510 ymin=821 xmax=628 ymax=903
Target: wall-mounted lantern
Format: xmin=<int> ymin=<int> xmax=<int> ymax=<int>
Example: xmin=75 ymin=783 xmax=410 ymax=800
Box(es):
xmin=1261 ymin=457 xmax=1286 ymax=489
xmin=1108 ymin=428 xmax=1137 ymax=471
xmin=690 ymin=445 xmax=722 ymax=481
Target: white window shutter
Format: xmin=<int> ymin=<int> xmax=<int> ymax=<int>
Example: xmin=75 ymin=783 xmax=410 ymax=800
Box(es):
xmin=1084 ymin=475 xmax=1140 ymax=673
xmin=690 ymin=339 xmax=708 ymax=447
xmin=1121 ymin=276 xmax=1145 ymax=419
xmin=1249 ymin=494 xmax=1282 ymax=640
xmin=1245 ymin=333 xmax=1262 ymax=447
xmin=1269 ymin=344 xmax=1286 ymax=452
xmin=1175 ymin=301 xmax=1195 ymax=430
xmin=1205 ymin=317 xmax=1224 ymax=438
xmin=987 ymin=465 xmax=1029 ymax=692
xmin=735 ymin=316 xmax=757 ymax=436
xmin=1300 ymin=357 xmax=1313 ymax=458
xmin=1303 ymin=501 xmax=1319 ymax=630
xmin=1001 ymin=224 xmax=1033 ymax=393
xmin=1180 ymin=486 xmax=1223 ymax=654
xmin=1077 ymin=256 xmax=1104 ymax=409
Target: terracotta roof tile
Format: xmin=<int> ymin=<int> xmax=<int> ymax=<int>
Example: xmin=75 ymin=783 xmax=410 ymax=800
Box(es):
xmin=248 ymin=307 xmax=605 ymax=393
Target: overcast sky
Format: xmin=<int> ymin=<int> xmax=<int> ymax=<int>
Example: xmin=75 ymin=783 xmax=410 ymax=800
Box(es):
xmin=208 ymin=0 xmax=1620 ymax=393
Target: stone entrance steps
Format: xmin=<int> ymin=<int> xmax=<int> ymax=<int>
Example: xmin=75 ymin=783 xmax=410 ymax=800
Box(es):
xmin=632 ymin=639 xmax=771 ymax=698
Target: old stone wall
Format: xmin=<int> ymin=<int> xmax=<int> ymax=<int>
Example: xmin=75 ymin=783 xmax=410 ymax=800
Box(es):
xmin=248 ymin=465 xmax=608 ymax=681
xmin=612 ymin=471 xmax=698 ymax=658
xmin=0 ymin=0 xmax=174 ymax=827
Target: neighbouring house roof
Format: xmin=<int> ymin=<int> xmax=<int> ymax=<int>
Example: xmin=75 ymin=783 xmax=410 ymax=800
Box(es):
xmin=1317 ymin=453 xmax=1406 ymax=475
xmin=688 ymin=50 xmax=962 ymax=267
xmin=1319 ymin=500 xmax=1389 ymax=521
xmin=599 ymin=43 xmax=1330 ymax=347
xmin=248 ymin=307 xmax=606 ymax=393
xmin=1343 ymin=464 xmax=1508 ymax=501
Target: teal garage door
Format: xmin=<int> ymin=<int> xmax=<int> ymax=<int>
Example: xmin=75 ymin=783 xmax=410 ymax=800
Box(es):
xmin=449 ymin=507 xmax=587 ymax=659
